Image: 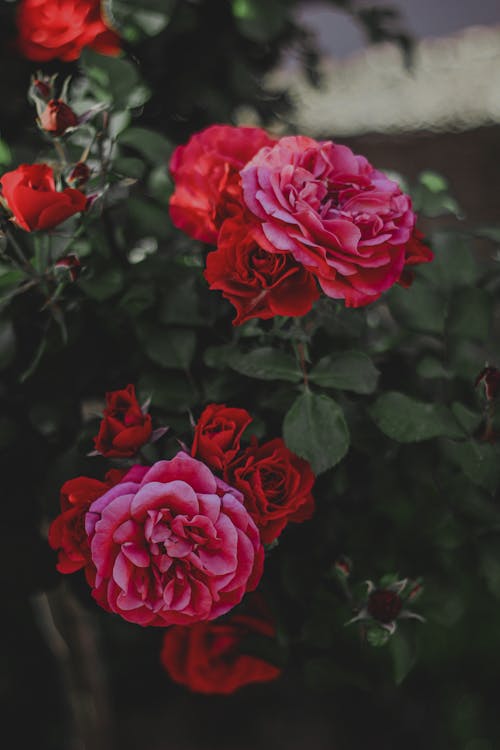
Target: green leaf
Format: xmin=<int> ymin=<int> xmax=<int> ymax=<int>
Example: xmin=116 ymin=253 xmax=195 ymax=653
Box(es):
xmin=113 ymin=156 xmax=146 ymax=180
xmin=417 ymin=356 xmax=452 ymax=380
xmin=451 ymin=403 xmax=482 ymax=436
xmin=309 ymin=351 xmax=379 ymax=394
xmin=138 ymin=370 xmax=198 ymax=413
xmin=228 ymin=347 xmax=302 ymax=383
xmin=419 ymin=232 xmax=479 ymax=291
xmin=118 ymin=127 xmax=172 ymax=164
xmin=141 ymin=325 xmax=196 ymax=370
xmin=446 ymin=288 xmax=491 ymax=341
xmin=79 ymin=267 xmax=124 ymax=301
xmin=0 ymin=138 xmax=12 ymax=166
xmin=369 ymin=392 xmax=464 ymax=442
xmin=80 ymin=49 xmax=151 ymax=110
xmin=283 ymin=390 xmax=350 ymax=474
xmin=127 ymin=197 xmax=171 ymax=240
xmin=388 ymin=280 xmax=445 ymax=334
xmin=159 ymin=276 xmax=204 ymax=326
xmin=442 ymin=440 xmax=500 ymax=493
xmin=391 ymin=630 xmax=417 ymax=684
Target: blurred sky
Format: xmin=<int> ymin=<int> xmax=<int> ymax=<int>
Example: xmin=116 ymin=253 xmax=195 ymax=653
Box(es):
xmin=298 ymin=0 xmax=500 ymax=58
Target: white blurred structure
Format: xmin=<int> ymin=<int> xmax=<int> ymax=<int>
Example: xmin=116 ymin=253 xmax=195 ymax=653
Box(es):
xmin=270 ymin=24 xmax=500 ymax=136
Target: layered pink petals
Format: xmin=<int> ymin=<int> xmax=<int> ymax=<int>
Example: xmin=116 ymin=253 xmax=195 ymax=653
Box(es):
xmin=169 ymin=125 xmax=275 ymax=244
xmin=85 ymin=452 xmax=264 ymax=626
xmin=241 ymin=136 xmax=416 ymax=307
xmin=17 ymin=0 xmax=121 ymax=62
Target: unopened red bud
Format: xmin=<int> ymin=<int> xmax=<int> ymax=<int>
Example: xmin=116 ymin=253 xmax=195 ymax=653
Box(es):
xmin=39 ymin=99 xmax=78 ymax=137
xmin=33 ymin=79 xmax=51 ymax=100
xmin=68 ymin=162 xmax=91 ymax=188
xmin=367 ymin=589 xmax=403 ymax=624
xmin=334 ymin=556 xmax=352 ymax=578
xmin=475 ymin=366 xmax=500 ymax=401
xmin=55 ymin=254 xmax=82 ymax=282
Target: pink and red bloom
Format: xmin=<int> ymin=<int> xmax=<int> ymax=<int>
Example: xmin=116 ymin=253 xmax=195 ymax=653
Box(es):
xmin=169 ymin=126 xmax=432 ymax=316
xmin=240 ymin=135 xmax=416 ymax=307
xmin=93 ymin=384 xmax=152 ymax=458
xmin=0 ymin=164 xmax=87 ymax=231
xmin=160 ymin=596 xmax=281 ymax=694
xmin=17 ymin=0 xmax=121 ymax=62
xmin=85 ymin=452 xmax=264 ymax=626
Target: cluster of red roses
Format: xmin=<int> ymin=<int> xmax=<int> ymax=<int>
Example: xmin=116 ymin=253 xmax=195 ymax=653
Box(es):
xmin=49 ymin=385 xmax=315 ymax=693
xmin=169 ymin=124 xmax=434 ymax=321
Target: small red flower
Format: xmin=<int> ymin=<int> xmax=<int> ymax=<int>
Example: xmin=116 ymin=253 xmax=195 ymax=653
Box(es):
xmin=39 ymin=99 xmax=78 ymax=137
xmin=48 ymin=470 xmax=125 ymax=582
xmin=0 ymin=164 xmax=87 ymax=232
xmin=225 ymin=438 xmax=315 ymax=544
xmin=160 ymin=596 xmax=281 ymax=694
xmin=191 ymin=403 xmax=252 ymax=473
xmin=93 ymin=384 xmax=152 ymax=458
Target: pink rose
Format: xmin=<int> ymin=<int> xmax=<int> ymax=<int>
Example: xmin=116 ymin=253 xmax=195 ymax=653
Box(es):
xmin=85 ymin=452 xmax=264 ymax=626
xmin=241 ymin=135 xmax=416 ymax=307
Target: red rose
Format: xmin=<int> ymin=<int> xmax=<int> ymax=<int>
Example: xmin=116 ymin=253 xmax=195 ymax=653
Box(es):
xmin=48 ymin=469 xmax=125 ymax=580
xmin=398 ymin=228 xmax=434 ymax=288
xmin=191 ymin=403 xmax=252 ymax=472
xmin=225 ymin=438 xmax=315 ymax=545
xmin=0 ymin=164 xmax=87 ymax=232
xmin=169 ymin=124 xmax=275 ymax=244
xmin=17 ymin=0 xmax=121 ymax=62
xmin=93 ymin=384 xmax=152 ymax=458
xmin=39 ymin=100 xmax=78 ymax=137
xmin=205 ymin=209 xmax=320 ymax=325
xmin=160 ymin=598 xmax=281 ymax=694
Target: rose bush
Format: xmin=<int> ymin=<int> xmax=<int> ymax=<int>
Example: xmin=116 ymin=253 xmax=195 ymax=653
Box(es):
xmin=85 ymin=452 xmax=264 ymax=626
xmin=0 ymin=163 xmax=87 ymax=231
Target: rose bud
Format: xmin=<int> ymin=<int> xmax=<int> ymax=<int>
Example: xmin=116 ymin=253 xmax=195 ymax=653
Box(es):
xmin=475 ymin=366 xmax=500 ymax=401
xmin=93 ymin=384 xmax=153 ymax=458
xmin=54 ymin=254 xmax=82 ymax=282
xmin=39 ymin=99 xmax=79 ymax=137
xmin=30 ymin=75 xmax=54 ymax=102
xmin=67 ymin=162 xmax=91 ymax=188
xmin=367 ymin=589 xmax=403 ymax=624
